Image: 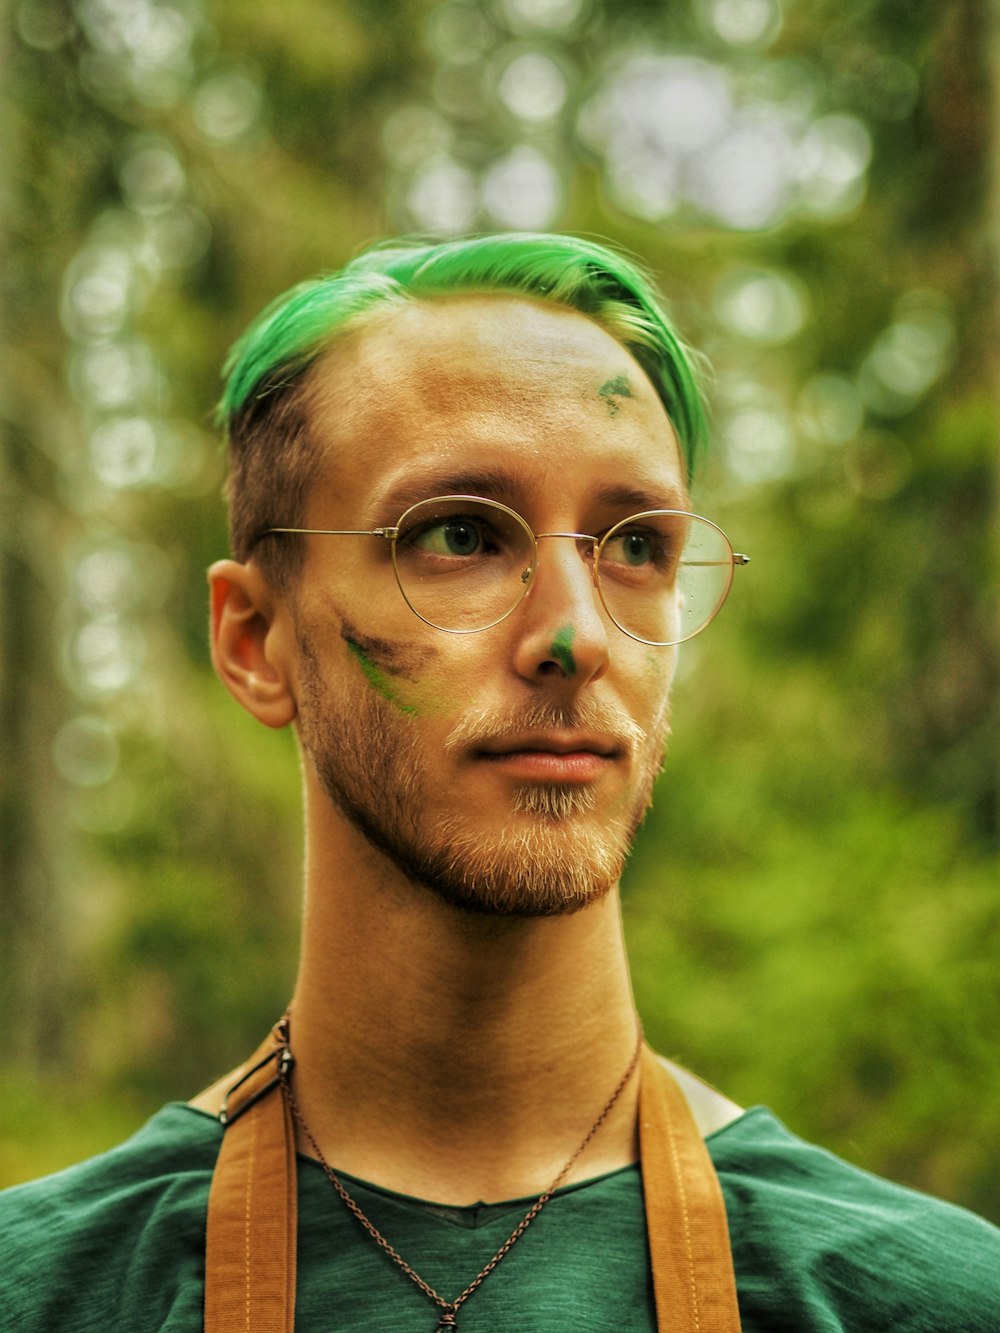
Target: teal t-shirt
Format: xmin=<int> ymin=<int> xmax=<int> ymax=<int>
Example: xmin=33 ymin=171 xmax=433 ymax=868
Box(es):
xmin=2 ymin=1102 xmax=999 ymax=1330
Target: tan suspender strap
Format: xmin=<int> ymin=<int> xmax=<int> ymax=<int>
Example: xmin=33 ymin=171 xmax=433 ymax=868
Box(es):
xmin=640 ymin=1045 xmax=743 ymax=1332
xmin=204 ymin=1019 xmax=298 ymax=1333
xmin=204 ymin=1032 xmax=742 ymax=1331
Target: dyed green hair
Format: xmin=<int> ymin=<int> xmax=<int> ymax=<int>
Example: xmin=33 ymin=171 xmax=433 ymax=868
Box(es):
xmin=221 ymin=232 xmax=708 ymax=585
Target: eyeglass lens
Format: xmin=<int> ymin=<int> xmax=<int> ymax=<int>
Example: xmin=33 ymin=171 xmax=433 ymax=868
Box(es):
xmin=598 ymin=509 xmax=734 ymax=646
xmin=391 ymin=498 xmax=734 ymax=644
xmin=392 ymin=498 xmax=535 ymax=633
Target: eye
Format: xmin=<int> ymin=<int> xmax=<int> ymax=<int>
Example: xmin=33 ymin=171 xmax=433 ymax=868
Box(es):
xmin=411 ymin=516 xmax=490 ymax=558
xmin=603 ymin=527 xmax=659 ymax=569
xmin=613 ymin=530 xmax=655 ymax=566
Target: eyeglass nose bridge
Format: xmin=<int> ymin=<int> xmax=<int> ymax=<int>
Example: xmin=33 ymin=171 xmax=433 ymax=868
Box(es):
xmin=530 ymin=531 xmax=601 ymax=586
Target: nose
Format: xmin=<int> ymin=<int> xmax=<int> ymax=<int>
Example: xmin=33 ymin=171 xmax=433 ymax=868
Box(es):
xmin=511 ymin=535 xmax=610 ymax=686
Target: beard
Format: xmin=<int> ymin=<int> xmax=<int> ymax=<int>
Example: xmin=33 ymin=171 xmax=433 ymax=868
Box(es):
xmin=296 ymin=634 xmax=671 ymax=918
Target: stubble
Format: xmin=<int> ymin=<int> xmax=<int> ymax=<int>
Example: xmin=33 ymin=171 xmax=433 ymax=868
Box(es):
xmin=296 ymin=634 xmax=671 ymax=917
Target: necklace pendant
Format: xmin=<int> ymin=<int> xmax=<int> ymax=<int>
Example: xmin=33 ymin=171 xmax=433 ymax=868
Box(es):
xmin=436 ymin=1313 xmax=458 ymax=1330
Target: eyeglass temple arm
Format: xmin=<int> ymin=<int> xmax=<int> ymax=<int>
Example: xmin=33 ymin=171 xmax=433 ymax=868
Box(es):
xmin=259 ymin=527 xmax=399 ymax=538
xmin=681 ymin=554 xmax=750 ymax=567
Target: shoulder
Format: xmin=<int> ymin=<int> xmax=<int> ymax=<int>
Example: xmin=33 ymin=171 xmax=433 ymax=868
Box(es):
xmin=709 ymin=1107 xmax=1000 ymax=1332
xmin=0 ymin=1103 xmax=222 ymax=1331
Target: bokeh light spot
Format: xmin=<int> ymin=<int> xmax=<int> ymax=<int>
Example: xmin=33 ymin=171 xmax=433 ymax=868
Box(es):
xmin=700 ymin=0 xmax=782 ymax=49
xmin=89 ymin=416 xmax=158 ymax=488
xmin=407 ymin=160 xmax=478 ymax=233
xmin=52 ymin=715 xmax=120 ymax=787
xmin=858 ymin=293 xmax=954 ymax=417
xmin=72 ymin=539 xmax=175 ymax=614
xmin=498 ymin=0 xmax=585 ymax=33
xmin=71 ymin=618 xmax=145 ymax=694
xmin=144 ymin=205 xmax=211 ymax=270
xmin=796 ymin=373 xmax=864 ymax=447
xmin=797 ymin=114 xmax=872 ymax=217
xmin=383 ymin=105 xmax=453 ymax=168
xmin=425 ymin=2 xmax=495 ymax=60
xmin=192 ymin=69 xmax=265 ymax=144
xmin=692 ymin=115 xmax=793 ymax=229
xmin=61 ymin=246 xmax=136 ymax=342
xmin=481 ymin=146 xmax=562 ymax=228
xmin=70 ymin=338 xmax=158 ymax=411
xmin=651 ymin=57 xmax=731 ymax=152
xmin=723 ymin=406 xmax=795 ymax=483
xmin=497 ymin=50 xmax=568 ymax=123
xmin=714 ymin=267 xmax=808 ymax=343
xmin=120 ymin=139 xmax=186 ymax=215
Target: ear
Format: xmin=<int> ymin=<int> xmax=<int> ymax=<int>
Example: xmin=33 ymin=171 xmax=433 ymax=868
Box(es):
xmin=208 ymin=559 xmax=297 ymax=729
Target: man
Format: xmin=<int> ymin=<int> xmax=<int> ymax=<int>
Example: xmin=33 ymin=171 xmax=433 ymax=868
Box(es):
xmin=2 ymin=233 xmax=998 ymax=1331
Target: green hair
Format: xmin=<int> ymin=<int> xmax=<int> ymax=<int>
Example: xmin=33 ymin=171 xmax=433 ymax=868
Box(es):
xmin=220 ymin=233 xmax=709 ymax=581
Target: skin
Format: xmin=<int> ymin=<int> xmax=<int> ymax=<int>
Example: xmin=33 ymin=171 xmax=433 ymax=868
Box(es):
xmin=204 ymin=295 xmax=742 ymax=1205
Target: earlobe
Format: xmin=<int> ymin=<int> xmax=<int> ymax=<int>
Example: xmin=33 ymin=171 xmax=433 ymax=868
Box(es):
xmin=208 ymin=559 xmax=297 ymax=729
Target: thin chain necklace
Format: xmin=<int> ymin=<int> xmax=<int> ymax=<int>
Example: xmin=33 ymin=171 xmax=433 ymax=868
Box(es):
xmin=278 ymin=1025 xmax=644 ymax=1331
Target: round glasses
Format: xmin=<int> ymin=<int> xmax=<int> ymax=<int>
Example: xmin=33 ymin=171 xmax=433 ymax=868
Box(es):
xmin=259 ymin=495 xmax=749 ymax=647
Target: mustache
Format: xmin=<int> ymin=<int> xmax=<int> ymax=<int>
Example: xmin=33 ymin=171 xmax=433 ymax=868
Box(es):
xmin=443 ymin=697 xmax=648 ymax=757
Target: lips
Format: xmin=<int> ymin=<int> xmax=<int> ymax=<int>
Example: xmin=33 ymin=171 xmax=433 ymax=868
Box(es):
xmin=477 ymin=730 xmax=622 ymax=758
xmin=474 ymin=732 xmax=624 ymax=783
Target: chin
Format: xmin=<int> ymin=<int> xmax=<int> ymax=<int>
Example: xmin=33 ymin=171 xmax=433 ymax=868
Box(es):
xmin=410 ymin=798 xmax=633 ymax=918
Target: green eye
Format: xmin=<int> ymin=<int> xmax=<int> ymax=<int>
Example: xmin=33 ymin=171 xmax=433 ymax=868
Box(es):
xmin=606 ymin=530 xmax=655 ymax=567
xmin=414 ymin=518 xmax=485 ymax=557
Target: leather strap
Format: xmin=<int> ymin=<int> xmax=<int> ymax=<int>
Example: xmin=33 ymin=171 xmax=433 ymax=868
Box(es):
xmin=204 ymin=1018 xmax=298 ymax=1333
xmin=204 ymin=1033 xmax=742 ymax=1331
xmin=639 ymin=1046 xmax=742 ymax=1331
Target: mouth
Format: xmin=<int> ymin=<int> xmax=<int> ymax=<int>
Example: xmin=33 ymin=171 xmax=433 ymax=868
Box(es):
xmin=474 ymin=732 xmax=625 ymax=783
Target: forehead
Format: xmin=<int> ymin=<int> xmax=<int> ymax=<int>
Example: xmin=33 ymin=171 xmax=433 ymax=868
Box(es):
xmin=304 ymin=295 xmax=687 ymax=519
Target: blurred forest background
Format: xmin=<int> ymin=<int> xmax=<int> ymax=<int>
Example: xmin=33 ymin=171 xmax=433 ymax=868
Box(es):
xmin=2 ymin=0 xmax=998 ymax=1223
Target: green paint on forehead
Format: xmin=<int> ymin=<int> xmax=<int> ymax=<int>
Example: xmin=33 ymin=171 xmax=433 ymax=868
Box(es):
xmin=346 ymin=638 xmax=419 ymax=716
xmin=597 ymin=374 xmax=634 ymax=417
xmin=550 ymin=624 xmax=577 ymax=677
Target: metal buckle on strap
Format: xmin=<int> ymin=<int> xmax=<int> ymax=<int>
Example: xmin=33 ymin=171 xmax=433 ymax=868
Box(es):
xmin=219 ymin=1023 xmax=294 ymax=1127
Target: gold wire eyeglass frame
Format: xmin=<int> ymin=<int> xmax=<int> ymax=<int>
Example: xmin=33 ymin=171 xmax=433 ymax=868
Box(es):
xmin=256 ymin=494 xmax=750 ymax=647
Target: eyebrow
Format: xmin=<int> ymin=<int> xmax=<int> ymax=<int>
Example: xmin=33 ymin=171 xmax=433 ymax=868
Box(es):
xmin=593 ymin=482 xmax=691 ymax=513
xmin=372 ymin=470 xmax=690 ymax=523
xmin=373 ymin=466 xmax=541 ymax=520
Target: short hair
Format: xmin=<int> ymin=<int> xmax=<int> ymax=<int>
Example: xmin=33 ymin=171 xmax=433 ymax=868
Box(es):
xmin=220 ymin=232 xmax=709 ymax=590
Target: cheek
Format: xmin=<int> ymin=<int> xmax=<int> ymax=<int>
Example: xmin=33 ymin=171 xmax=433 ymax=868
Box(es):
xmin=336 ymin=612 xmax=469 ymax=719
xmin=644 ymin=648 xmax=678 ymax=687
xmin=638 ymin=649 xmax=677 ymax=726
xmin=344 ymin=638 xmax=419 ymax=716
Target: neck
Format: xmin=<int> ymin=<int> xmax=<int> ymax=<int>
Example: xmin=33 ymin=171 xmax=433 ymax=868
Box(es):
xmin=287 ymin=801 xmax=641 ymax=1205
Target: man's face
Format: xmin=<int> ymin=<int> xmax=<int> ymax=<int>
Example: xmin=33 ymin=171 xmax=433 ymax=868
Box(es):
xmin=283 ymin=295 xmax=689 ymax=916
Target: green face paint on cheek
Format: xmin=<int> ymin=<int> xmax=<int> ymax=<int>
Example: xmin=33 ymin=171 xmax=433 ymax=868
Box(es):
xmin=345 ymin=639 xmax=419 ymax=716
xmin=645 ymin=650 xmax=666 ymax=678
xmin=550 ymin=624 xmax=577 ymax=677
xmin=337 ymin=617 xmax=465 ymax=717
